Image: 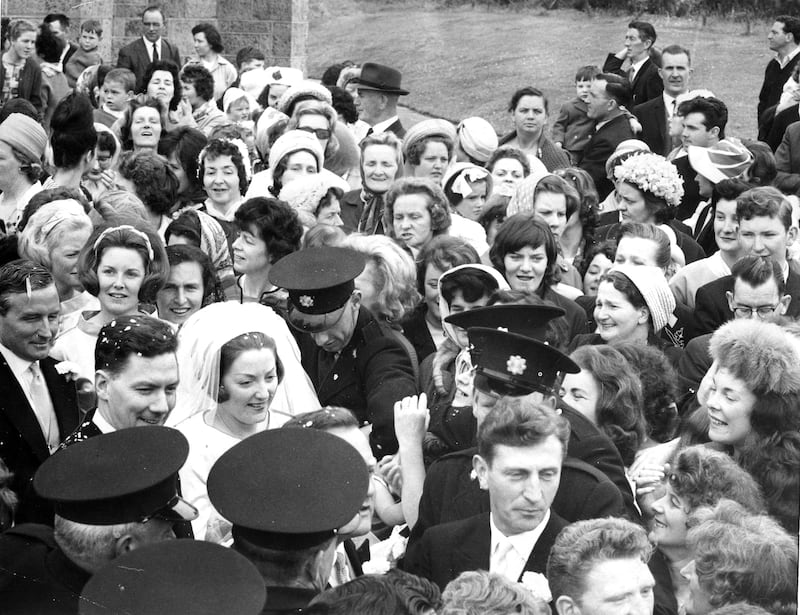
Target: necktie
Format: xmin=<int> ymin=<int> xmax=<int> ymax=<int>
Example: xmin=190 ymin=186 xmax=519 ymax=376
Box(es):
xmin=365 ymin=126 xmax=374 ymax=137
xmin=28 ymin=363 xmax=59 ymax=453
xmin=492 ymin=539 xmax=519 ymax=582
xmin=332 ymin=550 xmax=351 ymax=586
xmin=152 ymin=42 xmax=159 ymax=62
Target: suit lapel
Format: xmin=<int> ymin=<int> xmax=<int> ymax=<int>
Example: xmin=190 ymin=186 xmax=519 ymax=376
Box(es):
xmin=41 ymin=358 xmax=78 ymax=439
xmin=452 ymin=514 xmax=492 ymax=573
xmin=0 ymin=358 xmax=49 ymax=461
xmin=520 ymin=513 xmax=567 ymax=579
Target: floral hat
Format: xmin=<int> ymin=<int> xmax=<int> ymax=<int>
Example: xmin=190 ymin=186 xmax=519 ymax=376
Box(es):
xmin=613 ymin=152 xmax=684 ymax=209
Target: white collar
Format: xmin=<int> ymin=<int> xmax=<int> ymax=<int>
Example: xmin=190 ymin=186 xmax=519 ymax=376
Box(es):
xmin=92 ymin=409 xmax=117 ymax=434
xmin=663 ymin=92 xmax=680 ymax=109
xmin=782 ymin=260 xmax=790 ymax=282
xmin=0 ymin=340 xmax=37 ymax=383
xmin=490 ymin=509 xmax=551 ymax=563
xmin=630 ymin=55 xmax=648 ymax=77
xmin=142 ymin=36 xmax=162 ymax=49
xmin=370 ymin=115 xmax=399 ymax=134
xmin=777 ymin=46 xmax=800 ymax=68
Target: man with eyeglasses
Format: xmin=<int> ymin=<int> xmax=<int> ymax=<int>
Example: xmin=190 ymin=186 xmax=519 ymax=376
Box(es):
xmin=680 ymin=254 xmax=792 ymax=405
xmin=694 ymin=186 xmax=800 ymax=336
xmin=269 ymin=247 xmax=417 ymax=457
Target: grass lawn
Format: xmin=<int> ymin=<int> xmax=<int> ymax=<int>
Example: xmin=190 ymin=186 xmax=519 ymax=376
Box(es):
xmin=308 ymin=3 xmax=774 ymax=140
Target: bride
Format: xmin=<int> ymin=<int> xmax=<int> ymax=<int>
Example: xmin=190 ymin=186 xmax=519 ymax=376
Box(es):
xmin=170 ymin=301 xmax=319 ymax=539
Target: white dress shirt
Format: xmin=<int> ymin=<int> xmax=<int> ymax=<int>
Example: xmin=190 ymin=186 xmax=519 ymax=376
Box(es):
xmin=142 ymin=37 xmax=163 ymax=62
xmin=489 ymin=509 xmax=551 ymax=583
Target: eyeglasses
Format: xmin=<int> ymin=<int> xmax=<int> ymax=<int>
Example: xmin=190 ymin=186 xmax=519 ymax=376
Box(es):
xmin=288 ymin=301 xmax=348 ymax=334
xmin=731 ymin=304 xmax=780 ymax=318
xmin=297 ymin=126 xmax=331 ymax=140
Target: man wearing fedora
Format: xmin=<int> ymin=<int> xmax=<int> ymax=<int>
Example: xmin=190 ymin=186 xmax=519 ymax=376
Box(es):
xmin=351 ymin=62 xmax=409 ymax=140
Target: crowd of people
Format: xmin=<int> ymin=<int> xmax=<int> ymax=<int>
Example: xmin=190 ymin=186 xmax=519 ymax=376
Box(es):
xmin=0 ymin=6 xmax=797 ymax=615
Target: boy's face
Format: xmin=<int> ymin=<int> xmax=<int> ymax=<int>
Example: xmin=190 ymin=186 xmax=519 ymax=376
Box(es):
xmin=102 ymin=80 xmax=131 ymax=112
xmin=80 ymin=30 xmax=100 ymax=52
xmin=447 ymin=289 xmax=491 ymax=348
xmin=576 ymin=79 xmax=592 ymax=103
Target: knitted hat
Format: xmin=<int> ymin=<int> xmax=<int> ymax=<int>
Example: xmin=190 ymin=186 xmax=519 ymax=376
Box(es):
xmin=609 ymin=264 xmax=675 ymax=333
xmin=456 ymin=117 xmax=498 ymax=163
xmin=222 ymin=87 xmax=255 ymax=114
xmin=278 ymin=174 xmax=335 ymax=226
xmin=277 ymin=80 xmax=332 ymax=115
xmin=402 ymin=119 xmax=458 ymax=159
xmin=709 ymin=319 xmax=800 ymax=396
xmin=688 ymin=139 xmax=754 ymax=184
xmin=239 ymin=68 xmax=270 ymax=101
xmin=0 ymin=113 xmax=47 ymax=163
xmin=605 ymin=139 xmax=651 ymax=179
xmin=267 ymin=129 xmax=324 ymax=171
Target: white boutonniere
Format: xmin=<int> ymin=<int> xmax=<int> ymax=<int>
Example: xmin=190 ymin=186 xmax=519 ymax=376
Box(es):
xmin=520 ymin=572 xmax=552 ymax=602
xmin=54 ymin=361 xmax=82 ymax=382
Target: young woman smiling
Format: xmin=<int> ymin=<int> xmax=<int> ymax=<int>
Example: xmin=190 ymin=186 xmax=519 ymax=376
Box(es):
xmin=51 ymin=225 xmax=168 ymax=380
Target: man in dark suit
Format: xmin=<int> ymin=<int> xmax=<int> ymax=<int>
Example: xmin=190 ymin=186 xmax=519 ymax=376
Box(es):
xmin=634 ymin=44 xmax=693 ymax=156
xmin=694 ymin=188 xmax=800 ymax=337
xmin=405 ymin=315 xmax=632 ymax=572
xmin=116 ymin=6 xmax=182 ymax=92
xmin=350 ymin=62 xmax=409 ymax=140
xmin=580 ymin=73 xmax=635 ymax=199
xmin=758 ymin=16 xmax=800 ymax=140
xmin=603 ymin=21 xmax=663 ymax=107
xmin=403 ymin=396 xmax=569 ymax=591
xmin=269 ymin=247 xmax=418 ymax=457
xmin=774 ymin=120 xmax=800 ymax=186
xmin=0 ymin=427 xmax=198 ymax=613
xmin=42 ymin=14 xmax=77 ymax=70
xmin=61 ymin=315 xmax=179 ymax=447
xmin=672 ymin=95 xmax=728 ymax=221
xmin=0 ymin=261 xmax=79 ymax=524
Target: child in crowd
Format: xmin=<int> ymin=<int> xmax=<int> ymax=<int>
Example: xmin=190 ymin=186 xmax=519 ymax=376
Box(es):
xmin=552 ymin=65 xmax=600 ymax=164
xmin=93 ymin=67 xmax=134 ymax=127
xmin=35 ymin=26 xmax=69 ymax=132
xmin=64 ymin=19 xmax=103 ymax=88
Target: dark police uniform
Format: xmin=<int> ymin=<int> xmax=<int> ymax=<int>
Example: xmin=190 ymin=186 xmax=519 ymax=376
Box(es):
xmin=80 ymin=540 xmax=266 ymax=615
xmin=0 ymin=427 xmax=198 ymax=615
xmin=270 ymin=247 xmax=418 ymax=456
xmin=208 ymin=428 xmax=370 ymax=615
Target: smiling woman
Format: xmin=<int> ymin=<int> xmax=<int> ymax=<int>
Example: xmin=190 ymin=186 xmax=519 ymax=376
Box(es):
xmin=50 ymin=224 xmax=168 ymax=381
xmin=170 ymin=301 xmax=319 ymax=539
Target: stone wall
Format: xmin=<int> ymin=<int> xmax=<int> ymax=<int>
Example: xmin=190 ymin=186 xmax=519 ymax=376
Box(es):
xmin=4 ymin=0 xmax=308 ymax=71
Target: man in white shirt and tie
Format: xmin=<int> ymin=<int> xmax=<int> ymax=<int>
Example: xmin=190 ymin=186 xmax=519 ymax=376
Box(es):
xmin=0 ymin=260 xmax=79 ymax=524
xmin=603 ymin=21 xmax=663 ymax=107
xmin=634 ymin=45 xmax=693 ymax=157
xmin=116 ymin=5 xmax=183 ymax=92
xmin=404 ymin=389 xmax=570 ymax=590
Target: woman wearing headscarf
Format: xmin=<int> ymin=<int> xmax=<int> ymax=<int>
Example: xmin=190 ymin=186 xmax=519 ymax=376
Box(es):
xmin=0 ymin=112 xmax=46 ymax=234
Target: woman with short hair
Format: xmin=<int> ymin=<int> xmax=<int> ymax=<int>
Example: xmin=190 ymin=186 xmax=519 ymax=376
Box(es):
xmin=683 ymin=500 xmax=797 ymax=615
xmin=179 ymin=64 xmax=228 ymax=137
xmin=384 ymin=177 xmax=452 ymax=259
xmin=498 ymin=87 xmax=569 ymax=172
xmin=185 ymin=23 xmax=236 ymax=101
xmin=341 ymin=131 xmax=404 ymax=234
xmin=18 ymin=199 xmax=97 ymax=327
xmin=0 ymin=20 xmax=43 ymax=115
xmin=489 ymin=213 xmax=588 ymax=342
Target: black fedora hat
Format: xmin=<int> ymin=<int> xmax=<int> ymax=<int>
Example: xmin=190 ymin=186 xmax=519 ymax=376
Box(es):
xmin=351 ymin=62 xmax=409 ymax=95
